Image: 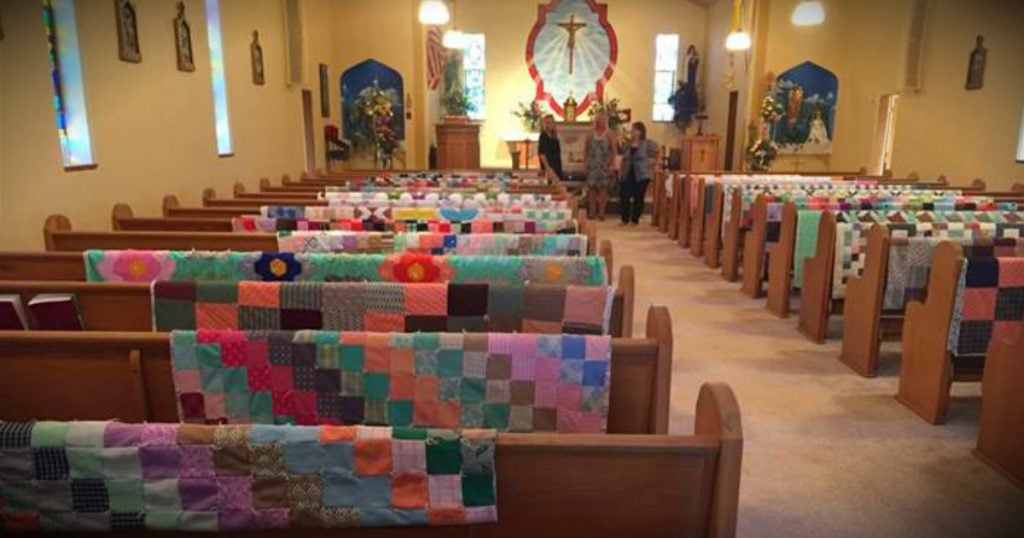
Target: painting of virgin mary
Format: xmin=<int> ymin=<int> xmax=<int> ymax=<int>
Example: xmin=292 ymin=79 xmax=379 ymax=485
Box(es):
xmin=115 ymin=0 xmax=141 ymax=63
xmin=173 ymin=2 xmax=194 ymax=72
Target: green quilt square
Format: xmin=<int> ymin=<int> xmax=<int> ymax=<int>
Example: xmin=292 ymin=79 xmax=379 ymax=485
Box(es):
xmin=483 ymin=403 xmax=510 ymax=430
xmin=340 ymin=345 xmax=365 ymax=371
xmin=317 ymin=345 xmax=340 ymax=369
xmin=391 ymin=426 xmax=427 ymax=440
xmin=250 ymin=392 xmax=273 ymax=416
xmin=437 ymin=350 xmax=463 ymax=377
xmin=196 ymin=282 xmax=238 ymax=303
xmin=154 ymin=300 xmax=196 ymax=331
xmin=226 ymin=392 xmax=251 ymax=417
xmin=197 ymin=345 xmax=222 ymax=369
xmin=461 ymin=403 xmax=483 ymax=428
xmin=67 ymin=447 xmax=104 ymax=478
xmin=340 ymin=371 xmax=364 ymax=396
xmin=364 ymin=399 xmax=388 ymax=425
xmin=387 ymin=401 xmax=413 ymax=427
xmin=412 ymin=333 xmax=440 ymax=350
xmin=273 ymin=415 xmax=297 ymax=425
xmin=426 ymin=436 xmax=462 ymax=474
xmin=107 ymin=479 xmax=144 ymax=512
xmin=224 ymin=368 xmax=249 ymax=393
xmin=439 ymin=378 xmax=461 ymax=401
xmin=145 ymin=511 xmax=183 ymax=531
xmin=170 ymin=337 xmax=199 ymax=370
xmin=364 ymin=373 xmax=390 ymax=400
xmin=462 ymin=472 xmax=496 ymax=507
xmin=460 ymin=378 xmax=485 ymax=403
xmin=414 ymin=349 xmax=438 ymax=375
xmin=31 ymin=421 xmax=69 ymax=447
xmin=200 ymin=368 xmax=225 ymax=393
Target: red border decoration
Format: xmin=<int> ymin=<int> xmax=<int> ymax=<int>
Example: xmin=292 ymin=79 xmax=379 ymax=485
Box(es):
xmin=525 ymin=0 xmax=618 ymax=119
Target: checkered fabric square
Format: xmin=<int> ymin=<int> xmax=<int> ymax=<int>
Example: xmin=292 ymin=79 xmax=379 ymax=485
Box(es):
xmin=153 ymin=282 xmax=613 ymax=335
xmin=948 ymin=256 xmax=1024 ymax=358
xmin=171 ymin=331 xmax=612 ymax=433
xmin=0 ymin=421 xmax=496 ymax=531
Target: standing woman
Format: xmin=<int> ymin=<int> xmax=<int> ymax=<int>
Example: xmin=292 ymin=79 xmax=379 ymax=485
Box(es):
xmin=537 ymin=114 xmax=564 ymax=181
xmin=619 ymin=121 xmax=659 ymax=226
xmin=583 ymin=111 xmax=617 ymax=221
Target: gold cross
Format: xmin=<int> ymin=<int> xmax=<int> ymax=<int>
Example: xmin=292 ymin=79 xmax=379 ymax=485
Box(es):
xmin=557 ymin=15 xmax=586 ymax=75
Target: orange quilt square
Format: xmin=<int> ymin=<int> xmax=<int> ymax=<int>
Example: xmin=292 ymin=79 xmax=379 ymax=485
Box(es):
xmin=238 ymin=282 xmax=280 ymax=307
xmin=319 ymin=425 xmax=357 ymax=443
xmin=354 ymin=438 xmax=391 ymax=476
xmin=390 ymin=375 xmax=415 ymax=399
xmin=391 ymin=473 xmax=428 ymax=509
xmin=388 ymin=349 xmax=415 ymax=375
xmin=414 ymin=376 xmax=439 ymax=402
xmin=414 ymin=399 xmax=438 ymax=426
xmin=365 ymin=345 xmax=390 ymax=373
xmin=195 ymin=303 xmax=239 ymax=330
xmin=437 ymin=401 xmax=461 ymax=429
xmin=365 ymin=312 xmax=405 ymax=331
xmin=428 ymin=508 xmax=466 ymax=525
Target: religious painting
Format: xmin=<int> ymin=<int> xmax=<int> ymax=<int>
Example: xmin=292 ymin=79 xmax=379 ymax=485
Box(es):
xmin=173 ymin=2 xmax=194 ymax=73
xmin=0 ymin=7 xmax=5 ymax=41
xmin=526 ymin=0 xmax=618 ymax=121
xmin=340 ymin=59 xmax=405 ymax=141
xmin=251 ymin=30 xmax=265 ymax=85
xmin=319 ymin=64 xmax=330 ymax=118
xmin=769 ymin=61 xmax=838 ymax=155
xmin=115 ymin=0 xmax=141 ymax=63
xmin=965 ymin=35 xmax=986 ymax=90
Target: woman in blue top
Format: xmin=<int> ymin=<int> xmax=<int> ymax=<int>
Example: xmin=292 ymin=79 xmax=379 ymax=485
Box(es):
xmin=619 ymin=122 xmax=660 ymax=225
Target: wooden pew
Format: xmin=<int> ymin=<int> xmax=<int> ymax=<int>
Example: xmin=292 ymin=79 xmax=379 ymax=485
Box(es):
xmin=739 ymin=196 xmax=770 ymax=298
xmin=975 ymin=330 xmax=1024 ymax=488
xmin=667 ymin=174 xmax=683 ymax=240
xmin=47 ymin=214 xmax=278 ymax=251
xmin=203 ymin=187 xmax=329 ymax=208
xmin=0 ymin=268 xmax=637 ymax=339
xmin=112 ymin=203 xmax=234 ymax=232
xmin=765 ymin=203 xmax=800 ymax=318
xmin=837 ymin=225 xmax=900 ymax=377
xmin=676 ymin=175 xmax=693 ymax=249
xmin=234 ymin=181 xmax=319 ymax=200
xmin=164 ymin=195 xmax=259 ymax=219
xmin=0 ymin=305 xmax=672 ymax=435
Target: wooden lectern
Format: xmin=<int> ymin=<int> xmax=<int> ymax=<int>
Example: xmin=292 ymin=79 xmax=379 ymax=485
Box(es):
xmin=436 ymin=120 xmax=481 ymax=170
xmin=682 ymin=135 xmax=720 ymax=171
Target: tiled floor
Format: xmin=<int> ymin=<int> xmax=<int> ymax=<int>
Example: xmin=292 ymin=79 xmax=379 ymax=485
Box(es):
xmin=602 ymin=220 xmax=1024 ymax=537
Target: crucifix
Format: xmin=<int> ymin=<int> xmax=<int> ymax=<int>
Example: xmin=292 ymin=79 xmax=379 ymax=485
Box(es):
xmin=558 ymin=14 xmax=586 ymax=75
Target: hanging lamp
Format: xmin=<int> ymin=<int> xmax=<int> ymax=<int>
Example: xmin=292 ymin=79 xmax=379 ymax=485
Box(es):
xmin=442 ymin=0 xmax=466 ymax=49
xmin=791 ymin=1 xmax=825 ymax=26
xmin=725 ymin=0 xmax=752 ymax=51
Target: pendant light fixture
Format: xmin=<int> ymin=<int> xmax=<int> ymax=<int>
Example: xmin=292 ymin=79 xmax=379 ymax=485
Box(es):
xmin=442 ymin=0 xmax=466 ymax=49
xmin=725 ymin=0 xmax=752 ymax=51
xmin=418 ymin=0 xmax=450 ymax=25
xmin=791 ymin=1 xmax=825 ymax=26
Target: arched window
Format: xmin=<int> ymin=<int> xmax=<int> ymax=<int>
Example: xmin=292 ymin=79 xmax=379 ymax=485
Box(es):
xmin=42 ymin=0 xmax=95 ymax=168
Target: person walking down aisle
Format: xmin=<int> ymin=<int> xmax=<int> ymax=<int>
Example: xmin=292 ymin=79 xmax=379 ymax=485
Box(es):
xmin=619 ymin=122 xmax=659 ymax=226
xmin=584 ymin=111 xmax=617 ymax=221
xmin=538 ymin=114 xmax=565 ymax=182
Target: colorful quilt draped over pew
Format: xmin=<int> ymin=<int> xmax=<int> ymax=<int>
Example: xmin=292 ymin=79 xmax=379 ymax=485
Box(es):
xmin=85 ymin=251 xmax=608 ymax=287
xmin=260 ymin=205 xmax=574 ymax=224
xmin=152 ymin=281 xmax=614 ymax=335
xmin=390 ymin=233 xmax=587 ymax=257
xmin=947 ymin=256 xmax=1024 ymax=359
xmin=170 ymin=330 xmax=612 ymax=433
xmin=0 ymin=421 xmax=496 ymax=531
xmin=232 ymin=216 xmax=578 ymax=235
xmin=884 ymin=238 xmax=1024 ymax=310
xmin=275 ymin=231 xmax=389 ymax=254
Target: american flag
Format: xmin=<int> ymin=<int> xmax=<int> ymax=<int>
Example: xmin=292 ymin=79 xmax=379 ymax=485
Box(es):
xmin=426 ymin=27 xmax=445 ymax=91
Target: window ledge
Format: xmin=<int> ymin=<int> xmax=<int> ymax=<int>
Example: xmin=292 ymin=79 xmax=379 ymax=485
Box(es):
xmin=63 ymin=163 xmax=98 ymax=172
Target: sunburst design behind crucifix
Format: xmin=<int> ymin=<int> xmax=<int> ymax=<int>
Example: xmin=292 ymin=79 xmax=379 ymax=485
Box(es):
xmin=557 ymin=14 xmax=586 ymax=75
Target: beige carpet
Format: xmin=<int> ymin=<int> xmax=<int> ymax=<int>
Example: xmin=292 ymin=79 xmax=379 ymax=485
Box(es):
xmin=602 ymin=221 xmax=1024 ymax=537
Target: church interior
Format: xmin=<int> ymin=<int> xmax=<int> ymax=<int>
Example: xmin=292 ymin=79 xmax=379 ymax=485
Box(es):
xmin=0 ymin=0 xmax=1022 ymax=535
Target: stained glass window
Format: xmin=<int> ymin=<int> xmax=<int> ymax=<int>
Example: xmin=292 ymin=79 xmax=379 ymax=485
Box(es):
xmin=205 ymin=0 xmax=232 ymax=155
xmin=462 ymin=34 xmax=485 ymax=121
xmin=653 ymin=34 xmax=680 ymax=122
xmin=43 ymin=0 xmax=95 ymax=168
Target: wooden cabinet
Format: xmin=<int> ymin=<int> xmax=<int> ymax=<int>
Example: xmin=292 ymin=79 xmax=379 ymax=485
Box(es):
xmin=436 ymin=121 xmax=481 ymax=170
xmin=682 ymin=135 xmax=720 ymax=172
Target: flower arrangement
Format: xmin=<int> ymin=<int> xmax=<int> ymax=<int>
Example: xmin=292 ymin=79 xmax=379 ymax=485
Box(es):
xmin=441 ymin=50 xmax=474 ymax=117
xmin=513 ymin=100 xmax=544 ymax=132
xmin=588 ymin=97 xmax=627 ymax=130
xmin=747 ymin=139 xmax=778 ymax=171
xmin=759 ymin=91 xmax=785 ymax=124
xmin=350 ymin=82 xmax=400 ymax=165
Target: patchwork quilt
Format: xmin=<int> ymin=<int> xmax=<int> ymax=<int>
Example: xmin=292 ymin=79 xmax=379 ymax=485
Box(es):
xmin=0 ymin=421 xmax=496 ymax=531
xmin=947 ymin=256 xmax=1024 ymax=357
xmin=170 ymin=330 xmax=612 ymax=433
xmin=85 ymin=251 xmax=608 ymax=287
xmin=391 ymin=233 xmax=587 ymax=257
xmin=152 ymin=281 xmax=614 ymax=335
xmin=261 ymin=205 xmax=574 ymax=224
xmin=275 ymin=232 xmax=389 ymax=254
xmin=232 ymin=216 xmax=579 ymax=235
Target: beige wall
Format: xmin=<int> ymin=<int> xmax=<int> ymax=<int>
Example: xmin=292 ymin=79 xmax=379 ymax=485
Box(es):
xmin=745 ymin=0 xmax=1023 ymax=185
xmin=0 ymin=0 xmax=306 ymax=249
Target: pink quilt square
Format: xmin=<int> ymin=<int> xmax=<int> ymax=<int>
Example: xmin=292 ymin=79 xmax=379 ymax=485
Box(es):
xmin=563 ymin=287 xmax=607 ymax=327
xmin=998 ymin=259 xmax=1024 ymax=286
xmin=174 ymin=370 xmax=203 ymax=393
xmin=535 ymin=358 xmax=561 ymax=382
xmin=534 ymin=381 xmax=557 ymax=407
xmin=365 ymin=312 xmax=405 ymax=332
xmin=219 ymin=341 xmax=247 ymax=367
xmin=961 ymin=288 xmax=997 ymax=321
xmin=556 ymin=384 xmax=581 ymax=409
xmin=510 ymin=334 xmax=539 ymax=358
xmin=247 ymin=366 xmax=272 ymax=391
xmin=487 ymin=333 xmax=513 ymax=355
xmin=510 ymin=354 xmax=536 ymax=380
xmin=204 ymin=392 xmax=226 ymax=420
xmin=991 ymin=321 xmax=1023 ymax=344
xmin=405 ymin=284 xmax=448 ymax=315
xmin=585 ymin=336 xmax=611 ymax=360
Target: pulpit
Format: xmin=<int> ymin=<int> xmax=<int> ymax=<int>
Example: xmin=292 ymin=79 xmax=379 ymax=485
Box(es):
xmin=436 ymin=121 xmax=481 ymax=170
xmin=682 ymin=135 xmax=720 ymax=172
xmin=556 ymin=122 xmax=592 ymax=178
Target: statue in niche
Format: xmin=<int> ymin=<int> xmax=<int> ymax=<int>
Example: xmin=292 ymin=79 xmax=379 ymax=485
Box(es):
xmin=115 ymin=0 xmax=141 ymax=63
xmin=669 ymin=45 xmax=701 ymax=131
xmin=173 ymin=2 xmax=194 ymax=72
xmin=965 ymin=35 xmax=986 ymax=90
xmin=251 ymin=31 xmax=265 ymax=85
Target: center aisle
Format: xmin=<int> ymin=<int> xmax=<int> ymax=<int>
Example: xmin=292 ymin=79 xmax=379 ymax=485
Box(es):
xmin=601 ymin=221 xmax=1024 ymax=538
